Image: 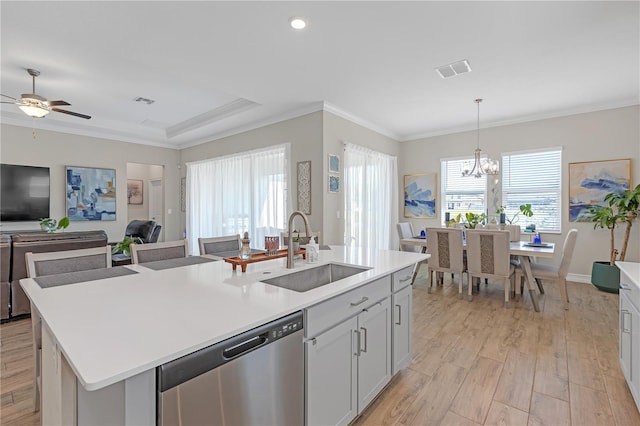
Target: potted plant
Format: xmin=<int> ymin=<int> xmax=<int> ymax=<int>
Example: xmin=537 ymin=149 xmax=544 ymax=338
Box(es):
xmin=291 ymin=230 xmax=300 ymax=252
xmin=585 ymin=183 xmax=640 ymax=292
xmin=463 ymin=212 xmax=488 ymax=229
xmin=39 ymin=217 xmax=70 ymax=233
xmin=496 ymin=204 xmax=533 ymax=225
xmin=111 ymin=236 xmax=142 ymax=257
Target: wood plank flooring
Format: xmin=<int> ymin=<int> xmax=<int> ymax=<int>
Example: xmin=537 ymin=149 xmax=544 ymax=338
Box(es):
xmin=1 ymin=263 xmax=638 ymax=426
xmin=355 ymin=265 xmax=640 ymax=425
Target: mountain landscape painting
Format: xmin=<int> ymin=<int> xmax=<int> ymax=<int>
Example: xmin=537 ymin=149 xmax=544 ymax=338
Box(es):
xmin=568 ymin=158 xmax=630 ymax=221
xmin=404 ymin=173 xmax=437 ymax=218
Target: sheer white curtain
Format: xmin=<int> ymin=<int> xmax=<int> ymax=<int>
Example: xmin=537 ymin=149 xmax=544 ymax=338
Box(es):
xmin=344 ymin=143 xmax=398 ymax=250
xmin=186 ymin=144 xmax=290 ymax=254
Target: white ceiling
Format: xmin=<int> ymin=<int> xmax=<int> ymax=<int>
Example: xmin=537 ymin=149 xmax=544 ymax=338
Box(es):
xmin=1 ymin=1 xmax=638 ymax=149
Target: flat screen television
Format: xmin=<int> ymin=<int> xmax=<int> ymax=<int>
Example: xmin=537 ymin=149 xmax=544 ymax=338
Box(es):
xmin=1 ymin=163 xmax=50 ymax=221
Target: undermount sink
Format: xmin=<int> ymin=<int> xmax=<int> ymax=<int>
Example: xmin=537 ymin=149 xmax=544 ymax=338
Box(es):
xmin=261 ymin=263 xmax=370 ymax=292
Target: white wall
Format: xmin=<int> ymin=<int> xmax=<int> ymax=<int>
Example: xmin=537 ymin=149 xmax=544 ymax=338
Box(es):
xmin=0 ymin=124 xmax=181 ymax=242
xmin=399 ymin=105 xmax=640 ymax=278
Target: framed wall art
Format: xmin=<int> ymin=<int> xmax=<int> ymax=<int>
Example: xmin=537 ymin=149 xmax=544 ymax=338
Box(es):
xmin=404 ymin=173 xmax=437 ymax=218
xmin=297 ymin=161 xmax=311 ymax=214
xmin=328 ymin=175 xmax=340 ymax=193
xmin=127 ymin=179 xmax=143 ymax=205
xmin=65 ymin=166 xmax=116 ymax=221
xmin=328 ymin=154 xmax=340 ymax=174
xmin=568 ymin=158 xmax=631 ymax=221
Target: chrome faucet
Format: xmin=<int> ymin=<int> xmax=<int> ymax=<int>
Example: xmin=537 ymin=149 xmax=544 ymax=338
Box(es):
xmin=287 ymin=210 xmax=313 ymax=268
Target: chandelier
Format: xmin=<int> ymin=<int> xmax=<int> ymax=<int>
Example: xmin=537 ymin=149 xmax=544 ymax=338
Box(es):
xmin=461 ymin=98 xmax=499 ymax=178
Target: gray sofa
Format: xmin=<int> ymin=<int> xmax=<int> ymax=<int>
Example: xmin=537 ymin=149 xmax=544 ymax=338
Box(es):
xmin=1 ymin=230 xmax=108 ymax=321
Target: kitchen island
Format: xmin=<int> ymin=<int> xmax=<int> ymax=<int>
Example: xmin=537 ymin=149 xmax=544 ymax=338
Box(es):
xmin=20 ymin=245 xmax=427 ymax=425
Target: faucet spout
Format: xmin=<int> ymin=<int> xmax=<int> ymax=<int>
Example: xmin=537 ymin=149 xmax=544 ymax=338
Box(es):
xmin=287 ymin=211 xmax=312 ymax=268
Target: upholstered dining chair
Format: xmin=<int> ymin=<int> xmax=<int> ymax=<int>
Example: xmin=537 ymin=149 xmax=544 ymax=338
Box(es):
xmin=515 ymin=229 xmax=578 ymax=310
xmin=131 ymin=239 xmax=189 ymax=264
xmin=25 ymin=246 xmax=112 ymax=412
xmin=198 ymin=235 xmax=241 ymax=257
xmin=465 ymin=229 xmax=514 ymax=307
xmin=396 ymin=222 xmax=418 ymax=252
xmin=425 ymin=227 xmax=466 ymax=296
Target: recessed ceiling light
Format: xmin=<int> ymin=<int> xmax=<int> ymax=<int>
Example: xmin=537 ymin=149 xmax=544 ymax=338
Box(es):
xmin=435 ymin=59 xmax=472 ymax=79
xmin=289 ymin=17 xmax=307 ymax=30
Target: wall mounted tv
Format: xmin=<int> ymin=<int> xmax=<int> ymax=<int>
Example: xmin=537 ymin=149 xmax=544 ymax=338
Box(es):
xmin=1 ymin=164 xmax=51 ymax=221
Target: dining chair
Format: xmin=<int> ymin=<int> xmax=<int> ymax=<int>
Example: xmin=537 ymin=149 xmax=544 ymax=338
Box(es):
xmin=131 ymin=239 xmax=189 ymax=264
xmin=25 ymin=246 xmax=112 ymax=412
xmin=280 ymin=231 xmax=320 ymax=246
xmin=515 ymin=229 xmax=578 ymax=310
xmin=465 ymin=229 xmax=514 ymax=307
xmin=396 ymin=222 xmax=418 ymax=252
xmin=198 ymin=235 xmax=241 ymax=257
xmin=425 ymin=227 xmax=466 ymax=296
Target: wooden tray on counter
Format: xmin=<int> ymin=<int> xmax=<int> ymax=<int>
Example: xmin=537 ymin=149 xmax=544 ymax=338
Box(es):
xmin=224 ymin=248 xmax=306 ymax=272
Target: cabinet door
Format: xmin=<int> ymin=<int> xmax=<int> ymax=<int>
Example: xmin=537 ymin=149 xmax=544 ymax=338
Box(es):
xmin=357 ymin=297 xmax=392 ymax=412
xmin=306 ymin=316 xmax=358 ymax=426
xmin=620 ymin=294 xmax=633 ymax=383
xmin=392 ymin=285 xmax=412 ymax=374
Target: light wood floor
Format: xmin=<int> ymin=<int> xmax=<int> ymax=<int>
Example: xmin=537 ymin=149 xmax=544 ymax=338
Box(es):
xmin=1 ymin=265 xmax=639 ymax=426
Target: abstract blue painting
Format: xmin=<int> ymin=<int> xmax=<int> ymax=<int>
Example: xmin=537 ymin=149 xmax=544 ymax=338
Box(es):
xmin=404 ymin=173 xmax=437 ymax=218
xmin=65 ymin=166 xmax=116 ymax=221
xmin=568 ymin=159 xmax=631 ymax=221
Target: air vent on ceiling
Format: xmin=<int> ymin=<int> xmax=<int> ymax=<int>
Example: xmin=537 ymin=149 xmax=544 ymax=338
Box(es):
xmin=134 ymin=97 xmax=155 ymax=105
xmin=435 ymin=60 xmax=472 ymax=79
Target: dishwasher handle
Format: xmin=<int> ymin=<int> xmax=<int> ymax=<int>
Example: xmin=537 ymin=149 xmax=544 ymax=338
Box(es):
xmin=223 ymin=333 xmax=268 ymax=359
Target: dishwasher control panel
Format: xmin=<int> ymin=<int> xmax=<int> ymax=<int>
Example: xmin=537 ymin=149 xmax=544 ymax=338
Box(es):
xmin=272 ymin=316 xmax=303 ymax=340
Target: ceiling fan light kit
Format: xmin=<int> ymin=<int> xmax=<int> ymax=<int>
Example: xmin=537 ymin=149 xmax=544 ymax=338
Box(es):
xmin=1 ymin=68 xmax=91 ymax=120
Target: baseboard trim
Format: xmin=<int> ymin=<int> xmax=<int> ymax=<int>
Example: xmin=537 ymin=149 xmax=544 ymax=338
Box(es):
xmin=567 ymin=273 xmax=591 ymax=284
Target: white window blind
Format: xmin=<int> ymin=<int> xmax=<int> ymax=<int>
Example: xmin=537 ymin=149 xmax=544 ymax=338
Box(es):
xmin=501 ymin=148 xmax=562 ymax=232
xmin=441 ymin=158 xmax=487 ymax=218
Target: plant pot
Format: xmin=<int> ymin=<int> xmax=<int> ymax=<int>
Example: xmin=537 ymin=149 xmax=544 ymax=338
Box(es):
xmin=591 ymin=261 xmax=620 ymax=293
xmin=292 ymin=242 xmax=300 ymax=252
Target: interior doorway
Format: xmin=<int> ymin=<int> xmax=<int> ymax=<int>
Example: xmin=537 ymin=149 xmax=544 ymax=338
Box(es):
xmin=126 ymin=163 xmax=165 ymax=242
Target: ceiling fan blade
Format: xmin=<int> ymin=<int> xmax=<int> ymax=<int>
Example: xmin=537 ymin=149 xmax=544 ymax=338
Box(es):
xmin=51 ymin=108 xmax=91 ymax=120
xmin=45 ymin=100 xmax=71 ymax=106
xmin=1 ymin=93 xmax=17 ymax=100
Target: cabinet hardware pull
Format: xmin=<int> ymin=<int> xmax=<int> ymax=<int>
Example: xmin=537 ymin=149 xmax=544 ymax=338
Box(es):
xmin=395 ymin=304 xmax=402 ymax=325
xmin=622 ymin=310 xmax=632 ymax=333
xmin=354 ymin=330 xmax=361 ymax=356
xmin=350 ymin=296 xmax=369 ymax=306
xmin=619 ymin=283 xmax=631 ymax=291
xmin=312 ymin=338 xmax=317 ymax=346
xmin=399 ymin=276 xmax=412 ymax=283
xmin=360 ymin=327 xmax=367 ymax=353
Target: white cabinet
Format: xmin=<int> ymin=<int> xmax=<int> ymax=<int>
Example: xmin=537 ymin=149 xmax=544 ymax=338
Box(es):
xmin=305 ymin=275 xmax=393 ymax=426
xmin=619 ymin=265 xmax=640 ymax=412
xmin=392 ymin=284 xmax=412 ymax=374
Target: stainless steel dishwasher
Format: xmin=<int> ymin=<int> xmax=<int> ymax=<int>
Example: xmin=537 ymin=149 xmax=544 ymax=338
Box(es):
xmin=157 ymin=311 xmax=304 ymax=426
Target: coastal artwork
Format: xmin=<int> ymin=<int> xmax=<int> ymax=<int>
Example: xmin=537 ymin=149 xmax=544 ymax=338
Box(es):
xmin=404 ymin=173 xmax=437 ymax=218
xmin=65 ymin=166 xmax=116 ymax=221
xmin=568 ymin=159 xmax=631 ymax=221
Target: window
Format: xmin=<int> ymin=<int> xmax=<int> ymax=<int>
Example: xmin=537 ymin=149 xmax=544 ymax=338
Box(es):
xmin=344 ymin=143 xmax=398 ymax=249
xmin=501 ymin=148 xmax=562 ymax=232
xmin=441 ymin=158 xmax=487 ymax=220
xmin=186 ymin=144 xmax=290 ymax=254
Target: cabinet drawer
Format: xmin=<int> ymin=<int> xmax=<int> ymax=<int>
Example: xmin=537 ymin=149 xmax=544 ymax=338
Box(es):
xmin=305 ymin=275 xmax=391 ymax=338
xmin=392 ymin=265 xmax=414 ymax=292
xmin=620 ymin=269 xmax=640 ymax=312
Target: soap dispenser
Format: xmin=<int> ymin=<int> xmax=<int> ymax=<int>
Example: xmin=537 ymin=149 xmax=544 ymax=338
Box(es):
xmin=239 ymin=232 xmax=252 ymax=259
xmin=306 ymin=238 xmax=319 ymax=264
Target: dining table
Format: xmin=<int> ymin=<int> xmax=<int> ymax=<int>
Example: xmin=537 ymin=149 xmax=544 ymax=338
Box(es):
xmin=400 ymin=236 xmax=555 ymax=312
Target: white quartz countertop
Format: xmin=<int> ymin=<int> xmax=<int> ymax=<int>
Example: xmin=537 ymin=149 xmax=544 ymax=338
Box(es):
xmin=617 ymin=261 xmax=640 ymax=289
xmin=21 ymin=246 xmax=427 ymax=391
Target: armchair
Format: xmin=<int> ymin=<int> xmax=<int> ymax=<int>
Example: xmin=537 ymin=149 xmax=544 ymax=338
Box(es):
xmin=124 ymin=220 xmax=161 ymax=244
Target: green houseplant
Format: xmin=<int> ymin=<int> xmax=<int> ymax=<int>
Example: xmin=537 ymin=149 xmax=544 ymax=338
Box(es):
xmin=585 ymin=183 xmax=640 ymax=292
xmin=496 ymin=204 xmax=533 ymax=225
xmin=111 ymin=236 xmax=142 ymax=257
xmin=39 ymin=217 xmax=70 ymax=233
xmin=463 ymin=212 xmax=488 ymax=229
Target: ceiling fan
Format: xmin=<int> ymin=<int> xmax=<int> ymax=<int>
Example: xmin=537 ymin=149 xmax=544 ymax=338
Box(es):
xmin=1 ymin=68 xmax=91 ymax=119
